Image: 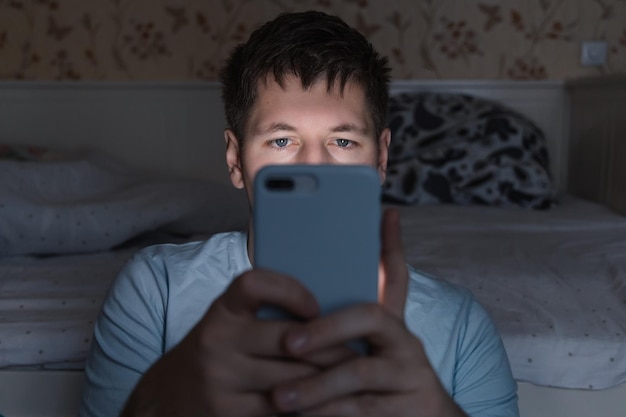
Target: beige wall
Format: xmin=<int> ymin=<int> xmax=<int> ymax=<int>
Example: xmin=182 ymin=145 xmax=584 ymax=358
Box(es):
xmin=0 ymin=0 xmax=625 ymax=81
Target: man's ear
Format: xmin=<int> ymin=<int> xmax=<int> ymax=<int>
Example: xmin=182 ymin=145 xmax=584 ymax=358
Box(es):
xmin=225 ymin=129 xmax=244 ymax=189
xmin=377 ymin=127 xmax=391 ymax=183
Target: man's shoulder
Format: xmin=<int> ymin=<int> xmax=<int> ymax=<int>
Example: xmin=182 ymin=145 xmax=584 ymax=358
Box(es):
xmin=134 ymin=231 xmax=247 ymax=266
xmin=405 ymin=266 xmax=494 ymax=345
xmin=406 ymin=266 xmax=475 ymax=316
xmin=114 ymin=231 xmax=249 ymax=292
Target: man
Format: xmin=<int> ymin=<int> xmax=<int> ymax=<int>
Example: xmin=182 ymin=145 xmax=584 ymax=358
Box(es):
xmin=80 ymin=10 xmax=518 ymax=417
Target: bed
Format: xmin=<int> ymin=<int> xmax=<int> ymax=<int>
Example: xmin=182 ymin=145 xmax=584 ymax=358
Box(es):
xmin=1 ymin=78 xmax=625 ymax=417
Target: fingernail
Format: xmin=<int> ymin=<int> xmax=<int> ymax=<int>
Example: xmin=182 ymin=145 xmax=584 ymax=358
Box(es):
xmin=276 ymin=388 xmax=298 ymax=409
xmin=288 ymin=330 xmax=308 ymax=352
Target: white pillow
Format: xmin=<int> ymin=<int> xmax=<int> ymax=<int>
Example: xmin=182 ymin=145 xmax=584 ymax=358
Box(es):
xmin=0 ymin=151 xmax=248 ymax=256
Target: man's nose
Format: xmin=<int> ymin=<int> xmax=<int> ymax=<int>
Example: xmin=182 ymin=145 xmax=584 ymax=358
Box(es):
xmin=298 ymin=144 xmax=332 ymax=164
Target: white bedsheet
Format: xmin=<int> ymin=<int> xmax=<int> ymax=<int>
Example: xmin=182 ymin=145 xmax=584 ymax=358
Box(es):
xmin=0 ymin=229 xmax=219 ymax=370
xmin=0 ymin=247 xmax=137 ymax=369
xmin=395 ymin=195 xmax=626 ymax=390
xmin=3 ymin=195 xmax=625 ymax=392
xmin=0 ymin=151 xmax=249 ymax=369
xmin=0 ymin=152 xmax=248 ymax=257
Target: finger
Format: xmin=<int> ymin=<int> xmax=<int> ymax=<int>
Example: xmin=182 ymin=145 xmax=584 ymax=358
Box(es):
xmin=235 ymin=356 xmax=320 ymax=391
xmin=216 ymin=269 xmax=319 ymax=319
xmin=233 ymin=319 xmax=298 ymax=357
xmin=302 ymin=397 xmax=360 ymax=417
xmin=189 ymin=305 xmax=294 ymax=359
xmin=302 ymin=396 xmax=360 ymax=417
xmin=272 ymin=357 xmax=405 ymax=412
xmin=299 ymin=344 xmax=358 ymax=368
xmin=379 ymin=208 xmax=409 ymax=319
xmin=232 ymin=392 xmax=279 ymax=417
xmin=231 ymin=319 xmax=357 ymax=360
xmin=283 ymin=304 xmax=414 ymax=356
xmin=302 ymin=393 xmax=390 ymax=417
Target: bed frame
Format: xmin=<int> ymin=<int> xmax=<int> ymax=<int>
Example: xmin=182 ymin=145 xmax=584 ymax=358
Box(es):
xmin=567 ymin=75 xmax=626 ymax=216
xmin=0 ymin=80 xmax=571 ymax=190
xmin=1 ymin=78 xmax=625 ymax=417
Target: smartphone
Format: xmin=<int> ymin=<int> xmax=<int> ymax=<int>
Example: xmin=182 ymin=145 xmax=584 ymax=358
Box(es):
xmin=254 ymin=164 xmax=381 ymax=324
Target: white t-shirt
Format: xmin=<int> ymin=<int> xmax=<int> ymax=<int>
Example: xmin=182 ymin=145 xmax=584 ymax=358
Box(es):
xmin=79 ymin=231 xmax=518 ymax=416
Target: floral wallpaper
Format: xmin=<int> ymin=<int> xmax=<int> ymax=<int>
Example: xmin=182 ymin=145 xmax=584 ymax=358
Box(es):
xmin=0 ymin=0 xmax=625 ymax=81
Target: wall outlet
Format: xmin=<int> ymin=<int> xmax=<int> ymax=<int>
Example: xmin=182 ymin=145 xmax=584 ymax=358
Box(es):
xmin=581 ymin=41 xmax=608 ymax=67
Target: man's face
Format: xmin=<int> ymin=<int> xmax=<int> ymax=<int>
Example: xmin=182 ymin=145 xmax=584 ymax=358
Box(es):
xmin=224 ymin=75 xmax=390 ymax=201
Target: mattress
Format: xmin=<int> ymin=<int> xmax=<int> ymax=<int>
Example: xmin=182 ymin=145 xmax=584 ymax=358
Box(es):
xmin=0 ymin=149 xmax=248 ymax=370
xmin=395 ymin=195 xmax=626 ymax=390
xmin=0 ymin=246 xmax=137 ymax=369
xmin=0 ymin=231 xmax=213 ymax=370
xmin=3 ymin=192 xmax=625 ymax=392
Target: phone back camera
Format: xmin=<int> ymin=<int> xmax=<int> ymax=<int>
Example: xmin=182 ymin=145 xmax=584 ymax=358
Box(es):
xmin=266 ymin=178 xmax=295 ymax=191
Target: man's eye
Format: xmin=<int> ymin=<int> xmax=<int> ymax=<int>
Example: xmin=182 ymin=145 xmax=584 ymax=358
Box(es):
xmin=336 ymin=139 xmax=354 ymax=148
xmin=271 ymin=138 xmax=291 ymax=148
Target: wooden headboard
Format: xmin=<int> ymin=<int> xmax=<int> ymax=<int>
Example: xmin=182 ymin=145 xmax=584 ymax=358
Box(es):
xmin=0 ymin=80 xmax=569 ymax=190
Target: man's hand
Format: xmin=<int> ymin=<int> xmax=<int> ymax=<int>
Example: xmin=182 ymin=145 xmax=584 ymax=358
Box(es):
xmin=270 ymin=209 xmax=469 ymax=417
xmin=121 ymin=269 xmax=325 ymax=417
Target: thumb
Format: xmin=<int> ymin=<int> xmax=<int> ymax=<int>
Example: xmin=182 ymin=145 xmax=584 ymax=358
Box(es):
xmin=379 ymin=208 xmax=409 ymax=320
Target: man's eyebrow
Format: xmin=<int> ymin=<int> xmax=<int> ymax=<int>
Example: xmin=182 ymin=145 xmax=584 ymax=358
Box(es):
xmin=331 ymin=123 xmax=369 ymax=135
xmin=255 ymin=123 xmax=296 ymax=135
xmin=254 ymin=122 xmax=369 ymax=135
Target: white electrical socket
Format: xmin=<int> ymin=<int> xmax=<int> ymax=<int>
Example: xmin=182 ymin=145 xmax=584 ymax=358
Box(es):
xmin=581 ymin=41 xmax=608 ymax=67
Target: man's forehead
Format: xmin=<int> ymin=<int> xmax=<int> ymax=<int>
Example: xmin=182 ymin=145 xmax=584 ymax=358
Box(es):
xmin=242 ymin=74 xmax=373 ymax=140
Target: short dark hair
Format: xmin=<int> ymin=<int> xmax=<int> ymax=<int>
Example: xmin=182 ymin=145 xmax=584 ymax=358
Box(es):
xmin=219 ymin=10 xmax=391 ymax=142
